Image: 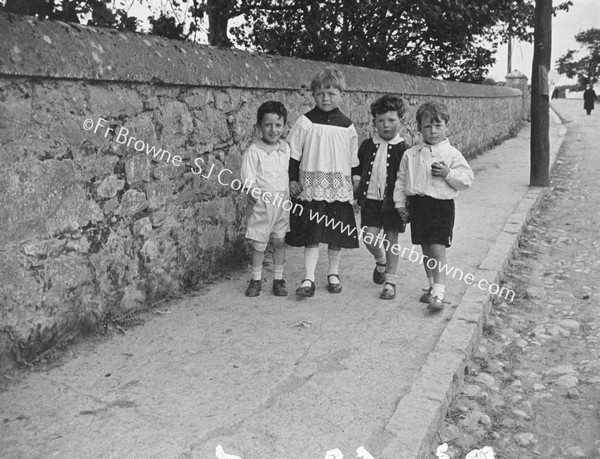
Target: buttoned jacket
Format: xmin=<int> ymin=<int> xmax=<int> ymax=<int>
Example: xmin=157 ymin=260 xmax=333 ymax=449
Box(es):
xmin=352 ymin=136 xmax=408 ymax=212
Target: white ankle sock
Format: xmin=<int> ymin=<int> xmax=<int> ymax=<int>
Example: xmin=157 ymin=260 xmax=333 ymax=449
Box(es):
xmin=251 ymin=266 xmax=262 ymax=281
xmin=273 ymin=265 xmax=284 ymax=280
xmin=304 ymin=247 xmax=319 ymax=282
xmin=432 ymin=283 xmax=445 ymax=299
xmin=328 ymin=249 xmax=341 ymax=283
xmin=385 ymin=273 xmax=397 ymax=285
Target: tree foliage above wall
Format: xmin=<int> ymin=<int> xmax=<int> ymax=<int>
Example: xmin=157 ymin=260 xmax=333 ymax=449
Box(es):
xmin=556 ymin=27 xmax=600 ymax=87
xmin=2 ymin=0 xmax=139 ymax=31
xmin=1 ymin=0 xmax=572 ymax=83
xmin=230 ymin=0 xmax=572 ymax=82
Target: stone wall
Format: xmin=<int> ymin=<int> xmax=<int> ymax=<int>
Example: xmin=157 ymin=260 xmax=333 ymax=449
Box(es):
xmin=0 ymin=12 xmax=523 ymax=368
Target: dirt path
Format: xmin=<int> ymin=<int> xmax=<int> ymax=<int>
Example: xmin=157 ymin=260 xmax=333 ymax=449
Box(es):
xmin=439 ymin=99 xmax=600 ymax=457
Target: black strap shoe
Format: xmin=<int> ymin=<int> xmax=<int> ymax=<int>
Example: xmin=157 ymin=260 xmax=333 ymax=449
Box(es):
xmin=327 ymin=274 xmax=342 ymax=294
xmin=295 ymin=279 xmax=315 ymax=297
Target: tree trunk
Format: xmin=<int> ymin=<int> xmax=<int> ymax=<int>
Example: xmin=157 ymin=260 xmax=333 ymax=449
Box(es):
xmin=530 ymin=0 xmax=552 ymax=187
xmin=207 ymin=0 xmax=235 ymax=47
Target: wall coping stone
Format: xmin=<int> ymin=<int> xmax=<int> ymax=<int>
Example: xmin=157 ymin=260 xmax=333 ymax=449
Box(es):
xmin=0 ymin=12 xmax=521 ymax=99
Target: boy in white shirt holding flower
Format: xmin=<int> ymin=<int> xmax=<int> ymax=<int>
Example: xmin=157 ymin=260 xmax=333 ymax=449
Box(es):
xmin=394 ymin=101 xmax=474 ymax=311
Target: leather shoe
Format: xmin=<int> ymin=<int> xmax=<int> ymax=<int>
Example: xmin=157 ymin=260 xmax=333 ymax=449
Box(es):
xmin=380 ymin=282 xmax=396 ymax=300
xmin=427 ymin=296 xmax=444 ymax=312
xmin=327 ymin=274 xmax=342 ymax=294
xmin=373 ymin=264 xmax=386 ymax=285
xmin=272 ymin=279 xmax=288 ymax=296
xmin=245 ymin=279 xmax=261 ymax=297
xmin=295 ymin=279 xmax=315 ymax=297
xmin=420 ymin=287 xmax=432 ymax=303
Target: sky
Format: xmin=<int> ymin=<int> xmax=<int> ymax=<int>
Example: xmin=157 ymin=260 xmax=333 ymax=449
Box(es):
xmin=485 ymin=0 xmax=600 ymax=84
xmin=123 ymin=0 xmax=599 ymax=85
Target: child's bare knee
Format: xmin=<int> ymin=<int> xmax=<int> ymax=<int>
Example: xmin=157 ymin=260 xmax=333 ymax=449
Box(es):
xmin=272 ymin=237 xmax=286 ymax=249
xmin=252 ymin=241 xmax=268 ymax=252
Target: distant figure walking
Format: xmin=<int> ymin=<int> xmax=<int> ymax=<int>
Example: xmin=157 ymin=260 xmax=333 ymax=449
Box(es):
xmin=583 ymin=85 xmax=597 ymax=115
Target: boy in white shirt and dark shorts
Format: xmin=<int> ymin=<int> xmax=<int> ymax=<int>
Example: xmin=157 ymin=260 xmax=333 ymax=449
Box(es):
xmin=394 ymin=101 xmax=474 ymax=311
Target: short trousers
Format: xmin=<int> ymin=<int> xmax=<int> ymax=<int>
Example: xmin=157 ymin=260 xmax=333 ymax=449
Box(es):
xmin=407 ymin=195 xmax=454 ymax=247
xmin=245 ymin=193 xmax=290 ymax=243
xmin=360 ymin=199 xmax=406 ymax=233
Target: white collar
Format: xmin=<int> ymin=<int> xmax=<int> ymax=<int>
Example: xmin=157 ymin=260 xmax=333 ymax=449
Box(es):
xmin=411 ymin=138 xmax=450 ymax=157
xmin=257 ymin=139 xmax=285 ymax=154
xmin=373 ymin=133 xmax=403 ymax=145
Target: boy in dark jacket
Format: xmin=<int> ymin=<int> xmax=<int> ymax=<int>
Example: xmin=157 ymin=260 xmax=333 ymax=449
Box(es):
xmin=352 ymin=95 xmax=408 ymax=300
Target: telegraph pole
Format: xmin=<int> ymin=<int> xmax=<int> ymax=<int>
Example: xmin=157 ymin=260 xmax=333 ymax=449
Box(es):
xmin=530 ymin=0 xmax=552 ymax=186
xmin=507 ymin=36 xmax=512 ymax=75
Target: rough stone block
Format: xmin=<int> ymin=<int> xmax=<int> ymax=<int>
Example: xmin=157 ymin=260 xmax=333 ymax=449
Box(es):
xmin=66 ymin=237 xmax=91 ymax=253
xmin=22 ymin=239 xmax=65 ymax=257
xmin=195 ymin=197 xmax=236 ymax=224
xmin=183 ymin=89 xmax=211 ymax=109
xmin=131 ymin=110 xmax=157 ymax=137
xmin=117 ymin=189 xmax=148 ymax=216
xmin=140 ymin=238 xmax=160 ymax=261
xmin=97 ymin=174 xmax=125 ymax=199
xmin=213 ymin=89 xmax=232 ymax=111
xmin=158 ymin=100 xmax=193 ymax=149
xmin=146 ymin=181 xmax=173 ymax=210
xmin=153 ymin=162 xmax=184 ymax=180
xmin=125 ymin=154 xmax=151 ymax=184
xmin=0 ymin=82 xmax=32 ymax=144
xmin=133 ymin=217 xmax=152 ymax=238
xmin=1 ymin=160 xmax=67 ymax=244
xmin=33 ymin=82 xmax=86 ymax=116
xmin=75 ymin=152 xmax=120 ymax=181
xmin=103 ymin=197 xmax=120 ymax=214
xmin=88 ymin=86 xmax=143 ymax=117
xmin=0 ymin=252 xmax=42 ymax=326
xmin=46 ymin=253 xmax=93 ymax=292
xmin=46 ymin=187 xmax=104 ymax=235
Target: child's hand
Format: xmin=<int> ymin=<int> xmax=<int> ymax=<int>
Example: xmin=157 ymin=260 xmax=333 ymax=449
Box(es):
xmin=290 ymin=181 xmax=302 ymax=198
xmin=397 ymin=207 xmax=409 ymax=223
xmin=431 ymin=161 xmax=450 ymax=178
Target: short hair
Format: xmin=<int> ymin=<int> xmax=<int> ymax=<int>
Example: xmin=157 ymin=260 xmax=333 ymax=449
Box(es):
xmin=370 ymin=95 xmax=406 ymax=118
xmin=416 ymin=101 xmax=450 ymax=127
xmin=256 ymin=101 xmax=287 ymax=125
xmin=310 ymin=67 xmax=347 ymax=92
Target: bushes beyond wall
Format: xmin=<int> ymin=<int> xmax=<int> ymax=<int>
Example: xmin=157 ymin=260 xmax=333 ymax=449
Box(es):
xmin=0 ymin=12 xmax=522 ymax=368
